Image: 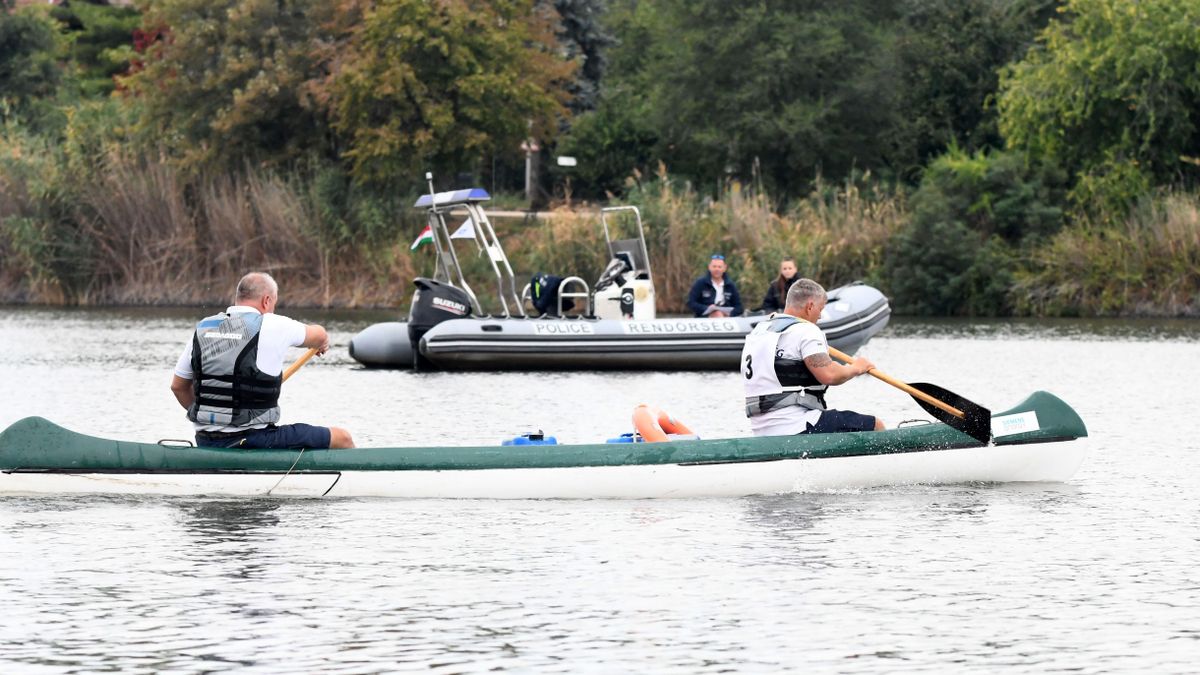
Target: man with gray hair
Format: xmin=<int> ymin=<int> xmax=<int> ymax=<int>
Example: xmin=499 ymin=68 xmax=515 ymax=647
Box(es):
xmin=741 ymin=278 xmax=884 ymax=435
xmin=170 ymin=272 xmax=354 ymax=449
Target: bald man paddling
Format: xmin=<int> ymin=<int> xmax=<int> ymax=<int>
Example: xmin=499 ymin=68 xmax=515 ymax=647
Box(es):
xmin=170 ymin=272 xmax=354 ymax=449
xmin=742 ymin=278 xmax=885 ymax=435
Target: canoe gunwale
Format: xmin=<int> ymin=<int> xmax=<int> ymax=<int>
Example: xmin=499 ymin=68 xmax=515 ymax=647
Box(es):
xmin=0 ymin=391 xmax=1088 ymax=497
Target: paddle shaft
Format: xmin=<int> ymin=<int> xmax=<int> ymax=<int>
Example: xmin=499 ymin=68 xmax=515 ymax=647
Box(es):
xmin=282 ymin=347 xmax=319 ymax=382
xmin=827 ymin=346 xmax=966 ymax=419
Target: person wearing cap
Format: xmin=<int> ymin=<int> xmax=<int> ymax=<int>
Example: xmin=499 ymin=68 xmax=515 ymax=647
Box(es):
xmin=686 ymin=254 xmax=744 ymax=318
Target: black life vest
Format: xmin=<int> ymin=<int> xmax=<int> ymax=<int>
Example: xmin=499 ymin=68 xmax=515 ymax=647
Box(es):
xmin=187 ymin=311 xmax=282 ymax=428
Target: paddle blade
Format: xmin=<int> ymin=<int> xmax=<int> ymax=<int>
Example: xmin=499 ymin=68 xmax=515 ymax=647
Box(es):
xmin=909 ymin=382 xmax=992 ymax=445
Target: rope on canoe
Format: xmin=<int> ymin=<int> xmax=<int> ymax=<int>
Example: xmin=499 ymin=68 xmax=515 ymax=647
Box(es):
xmin=265 ymin=448 xmax=306 ymax=497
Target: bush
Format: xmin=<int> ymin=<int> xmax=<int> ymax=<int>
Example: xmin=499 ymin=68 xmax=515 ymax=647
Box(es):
xmin=0 ymin=118 xmax=80 ymax=300
xmin=552 ymin=86 xmax=658 ymax=199
xmin=885 ymin=147 xmax=1064 ymax=315
xmin=1014 ymin=191 xmax=1200 ymax=317
xmin=0 ymin=6 xmax=63 ymax=124
xmin=999 ymin=0 xmax=1200 ymax=214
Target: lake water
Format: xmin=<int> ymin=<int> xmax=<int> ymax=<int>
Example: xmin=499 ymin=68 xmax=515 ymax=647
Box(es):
xmin=1 ymin=307 xmax=1198 ymax=672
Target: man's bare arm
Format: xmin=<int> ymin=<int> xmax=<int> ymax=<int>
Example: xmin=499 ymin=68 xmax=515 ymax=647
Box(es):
xmin=170 ymin=375 xmax=194 ymax=410
xmin=805 ymin=351 xmax=874 ymax=386
xmin=302 ymin=324 xmax=330 ymax=355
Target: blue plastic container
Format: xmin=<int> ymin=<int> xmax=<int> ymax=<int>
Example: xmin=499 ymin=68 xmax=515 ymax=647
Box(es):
xmin=604 ymin=432 xmax=643 ymax=444
xmin=501 ymin=432 xmax=558 ymax=446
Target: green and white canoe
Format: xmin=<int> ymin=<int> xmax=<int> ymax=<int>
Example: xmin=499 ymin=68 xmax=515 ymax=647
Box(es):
xmin=0 ymin=391 xmax=1088 ymax=499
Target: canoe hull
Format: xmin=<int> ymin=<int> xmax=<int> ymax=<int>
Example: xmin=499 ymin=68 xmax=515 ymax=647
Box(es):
xmin=0 ymin=440 xmax=1088 ymax=499
xmin=0 ymin=391 xmax=1088 ymax=499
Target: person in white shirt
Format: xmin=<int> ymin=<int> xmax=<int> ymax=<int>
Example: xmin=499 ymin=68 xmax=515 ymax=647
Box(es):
xmin=169 ymin=272 xmax=354 ymax=449
xmin=742 ymin=278 xmax=884 ymax=436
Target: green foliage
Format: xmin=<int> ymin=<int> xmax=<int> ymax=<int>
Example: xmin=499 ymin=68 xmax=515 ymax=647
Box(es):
xmin=885 ymin=147 xmax=1064 ymax=315
xmin=61 ymin=98 xmax=138 ymax=177
xmin=888 ymin=214 xmax=1003 ymax=316
xmin=889 ymin=0 xmax=1058 ymax=179
xmin=1067 ymin=153 xmax=1152 ymax=220
xmin=586 ymin=0 xmax=1057 ymax=198
xmin=307 ymin=164 xmax=411 ymax=257
xmin=553 ymin=86 xmax=658 ymax=198
xmin=50 ymin=1 xmax=140 ymax=98
xmin=998 ymin=0 xmax=1200 ymax=213
xmin=553 ymin=0 xmax=612 ymax=114
xmin=5 ymin=0 xmax=1200 ymax=317
xmin=123 ymin=0 xmax=338 ymax=172
xmin=330 ymin=0 xmax=575 ymax=185
xmin=633 ymin=0 xmax=903 ymax=196
xmin=0 ymin=6 xmax=63 ymax=121
xmin=0 ymin=117 xmax=93 ymax=298
xmin=1014 ymin=191 xmax=1200 ymax=316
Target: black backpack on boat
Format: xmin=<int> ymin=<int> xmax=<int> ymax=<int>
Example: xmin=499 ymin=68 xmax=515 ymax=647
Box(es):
xmin=530 ymin=272 xmax=574 ymax=316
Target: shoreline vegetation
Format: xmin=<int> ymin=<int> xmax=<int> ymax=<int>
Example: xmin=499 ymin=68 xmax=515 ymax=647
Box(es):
xmin=2 ymin=155 xmax=1197 ymax=317
xmin=1 ymin=0 xmax=1198 ymax=318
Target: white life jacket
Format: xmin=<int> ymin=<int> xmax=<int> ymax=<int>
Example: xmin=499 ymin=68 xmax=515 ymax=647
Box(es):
xmin=741 ymin=315 xmax=828 ymax=417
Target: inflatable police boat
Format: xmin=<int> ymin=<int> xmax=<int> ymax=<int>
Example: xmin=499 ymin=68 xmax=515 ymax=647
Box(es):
xmin=349 ymin=185 xmax=891 ymax=371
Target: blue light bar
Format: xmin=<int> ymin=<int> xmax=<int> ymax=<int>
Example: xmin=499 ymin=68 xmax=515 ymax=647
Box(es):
xmin=414 ymin=187 xmax=491 ymax=208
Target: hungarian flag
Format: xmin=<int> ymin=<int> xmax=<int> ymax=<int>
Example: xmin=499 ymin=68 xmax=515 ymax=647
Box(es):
xmin=410 ymin=224 xmax=433 ymax=250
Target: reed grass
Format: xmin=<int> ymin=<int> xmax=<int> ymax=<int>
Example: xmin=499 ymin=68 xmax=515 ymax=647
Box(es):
xmin=4 ymin=134 xmax=1198 ymax=318
xmin=446 ymin=167 xmax=899 ymax=314
xmin=0 ymin=141 xmax=425 ymax=307
xmin=1014 ymin=191 xmax=1200 ymax=317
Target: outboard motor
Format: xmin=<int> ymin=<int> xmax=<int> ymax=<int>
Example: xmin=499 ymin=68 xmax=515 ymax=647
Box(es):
xmin=408 ymin=278 xmax=473 ymax=367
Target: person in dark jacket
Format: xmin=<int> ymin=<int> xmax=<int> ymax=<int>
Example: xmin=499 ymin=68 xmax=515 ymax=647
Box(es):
xmin=687 ymin=254 xmax=744 ymax=317
xmin=760 ymin=257 xmax=798 ymax=313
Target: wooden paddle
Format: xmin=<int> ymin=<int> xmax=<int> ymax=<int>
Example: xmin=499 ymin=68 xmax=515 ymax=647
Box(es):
xmin=282 ymin=347 xmax=319 ymax=382
xmin=828 ymin=345 xmax=992 ymax=444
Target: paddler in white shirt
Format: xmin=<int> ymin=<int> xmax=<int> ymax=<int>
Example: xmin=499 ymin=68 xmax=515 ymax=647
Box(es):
xmin=169 ymin=272 xmax=355 ymax=449
xmin=742 ymin=278 xmax=885 ymax=436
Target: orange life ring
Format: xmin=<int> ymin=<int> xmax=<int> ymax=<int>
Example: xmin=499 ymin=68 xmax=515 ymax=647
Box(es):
xmin=632 ymin=404 xmax=695 ymax=443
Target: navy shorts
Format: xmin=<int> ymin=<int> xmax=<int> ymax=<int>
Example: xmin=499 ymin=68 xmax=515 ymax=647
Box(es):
xmin=196 ymin=423 xmax=332 ymax=450
xmin=802 ymin=409 xmax=876 ymax=434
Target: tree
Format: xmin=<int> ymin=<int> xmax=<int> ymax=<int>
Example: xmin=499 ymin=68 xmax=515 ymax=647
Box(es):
xmin=121 ymin=0 xmax=339 ymax=171
xmin=885 ymin=146 xmax=1065 ymax=315
xmin=329 ymin=0 xmax=576 ymax=185
xmin=554 ymin=85 xmax=658 ymax=197
xmin=638 ymin=0 xmax=904 ymax=197
xmin=888 ymin=0 xmax=1058 ymax=181
xmin=0 ymin=4 xmax=62 ymax=121
xmin=553 ymin=0 xmax=612 ymax=114
xmin=50 ymin=1 xmax=141 ymax=98
xmin=998 ymin=0 xmax=1200 ymax=207
xmin=548 ymin=0 xmax=665 ymax=197
xmin=577 ymin=0 xmax=1059 ymax=198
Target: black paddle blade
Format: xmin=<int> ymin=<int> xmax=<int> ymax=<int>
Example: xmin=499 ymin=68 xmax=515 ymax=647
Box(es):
xmin=909 ymin=382 xmax=992 ymax=445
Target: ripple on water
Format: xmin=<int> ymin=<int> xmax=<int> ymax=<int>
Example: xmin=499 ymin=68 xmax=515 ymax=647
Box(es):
xmin=2 ymin=311 xmax=1200 ymax=671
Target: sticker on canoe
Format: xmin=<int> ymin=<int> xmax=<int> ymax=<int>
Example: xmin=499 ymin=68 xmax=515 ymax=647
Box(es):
xmin=621 ymin=320 xmax=740 ymax=335
xmin=532 ymin=322 xmax=595 ymax=335
xmin=991 ymin=411 xmax=1040 ymax=437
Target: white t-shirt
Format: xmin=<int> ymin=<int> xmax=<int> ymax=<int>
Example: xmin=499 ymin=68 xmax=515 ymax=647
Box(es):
xmin=709 ymin=279 xmax=725 ymax=314
xmin=175 ymin=306 xmax=307 ymax=431
xmin=748 ymin=319 xmax=829 ymax=436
